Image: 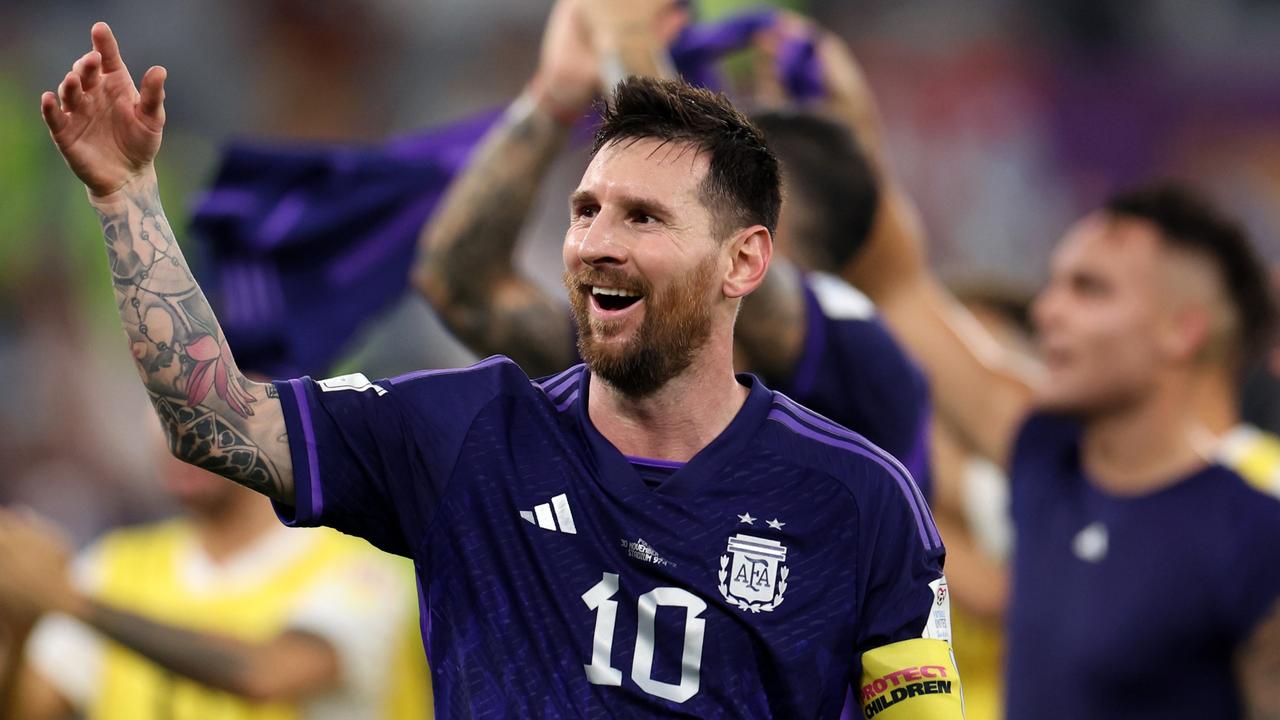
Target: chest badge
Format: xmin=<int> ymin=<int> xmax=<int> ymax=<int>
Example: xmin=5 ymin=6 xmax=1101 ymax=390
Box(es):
xmin=1072 ymin=521 xmax=1108 ymax=563
xmin=719 ymin=534 xmax=789 ymax=613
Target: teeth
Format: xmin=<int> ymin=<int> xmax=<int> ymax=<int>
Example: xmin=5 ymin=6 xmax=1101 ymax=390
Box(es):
xmin=591 ymin=286 xmax=641 ymax=298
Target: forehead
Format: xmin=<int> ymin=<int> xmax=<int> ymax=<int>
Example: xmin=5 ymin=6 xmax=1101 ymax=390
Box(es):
xmin=577 ymin=137 xmax=710 ymax=205
xmin=1051 ymin=212 xmax=1164 ymax=282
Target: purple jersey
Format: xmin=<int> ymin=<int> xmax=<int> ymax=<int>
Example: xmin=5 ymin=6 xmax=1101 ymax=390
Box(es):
xmin=776 ymin=273 xmax=932 ymax=498
xmin=272 ymin=358 xmax=943 ymax=718
xmin=1005 ymin=413 xmax=1280 ymax=719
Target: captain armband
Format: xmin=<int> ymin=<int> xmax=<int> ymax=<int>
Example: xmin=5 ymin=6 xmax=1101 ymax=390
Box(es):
xmin=859 ymin=576 xmax=963 ymax=718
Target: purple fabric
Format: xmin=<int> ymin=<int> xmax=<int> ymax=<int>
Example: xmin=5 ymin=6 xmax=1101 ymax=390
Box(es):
xmin=189 ymin=9 xmax=821 ymax=377
xmin=766 ymin=405 xmax=939 ymax=552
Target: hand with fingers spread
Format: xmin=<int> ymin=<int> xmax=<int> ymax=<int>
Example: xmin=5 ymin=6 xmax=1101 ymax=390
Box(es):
xmin=0 ymin=509 xmax=78 ymax=625
xmin=41 ymin=22 xmax=167 ymax=198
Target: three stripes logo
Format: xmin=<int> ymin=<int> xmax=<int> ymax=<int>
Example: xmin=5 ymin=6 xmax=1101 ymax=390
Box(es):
xmin=520 ymin=493 xmax=577 ymax=535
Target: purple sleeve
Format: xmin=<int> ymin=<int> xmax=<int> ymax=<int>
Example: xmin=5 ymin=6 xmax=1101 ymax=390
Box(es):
xmin=851 ymin=467 xmax=946 ymax=671
xmin=272 ymin=356 xmax=526 ymax=556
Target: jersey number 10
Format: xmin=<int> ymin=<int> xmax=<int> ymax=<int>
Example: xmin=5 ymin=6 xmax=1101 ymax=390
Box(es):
xmin=581 ymin=572 xmax=707 ymax=703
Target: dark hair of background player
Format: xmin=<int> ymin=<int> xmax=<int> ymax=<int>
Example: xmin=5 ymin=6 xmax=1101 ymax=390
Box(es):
xmin=593 ymin=77 xmax=782 ymax=241
xmin=752 ymin=110 xmax=880 ymax=272
xmin=1104 ymin=182 xmax=1277 ymax=370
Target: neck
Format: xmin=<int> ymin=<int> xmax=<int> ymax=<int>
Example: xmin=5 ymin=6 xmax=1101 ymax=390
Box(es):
xmin=1081 ymin=373 xmax=1213 ymax=495
xmin=189 ymin=490 xmax=279 ymax=564
xmin=1190 ymin=364 xmax=1239 ymax=435
xmin=588 ymin=335 xmax=747 ymax=462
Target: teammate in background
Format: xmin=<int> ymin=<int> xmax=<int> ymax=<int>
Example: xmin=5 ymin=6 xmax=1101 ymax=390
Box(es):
xmin=0 ymin=419 xmax=430 ymax=720
xmin=842 ymin=69 xmax=1280 ymax=716
xmin=38 ymin=13 xmax=960 ymax=718
xmin=415 ymin=0 xmax=933 ymax=490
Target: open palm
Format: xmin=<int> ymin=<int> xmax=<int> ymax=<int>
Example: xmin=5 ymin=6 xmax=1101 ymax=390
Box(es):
xmin=41 ymin=22 xmax=167 ymax=197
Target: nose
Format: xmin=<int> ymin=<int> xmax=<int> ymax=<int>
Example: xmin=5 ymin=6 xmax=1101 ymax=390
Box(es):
xmin=575 ymin=210 xmax=628 ymax=268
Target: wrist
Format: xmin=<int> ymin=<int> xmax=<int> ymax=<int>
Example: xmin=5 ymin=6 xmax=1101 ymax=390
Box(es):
xmin=86 ymin=167 xmax=157 ymax=204
xmin=526 ymin=73 xmax=594 ymax=126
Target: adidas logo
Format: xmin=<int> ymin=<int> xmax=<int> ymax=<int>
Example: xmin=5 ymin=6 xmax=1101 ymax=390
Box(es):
xmin=519 ymin=493 xmax=577 ymax=534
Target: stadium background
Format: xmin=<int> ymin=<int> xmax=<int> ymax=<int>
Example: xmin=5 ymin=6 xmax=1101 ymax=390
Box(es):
xmin=1 ymin=0 xmax=1279 ymax=715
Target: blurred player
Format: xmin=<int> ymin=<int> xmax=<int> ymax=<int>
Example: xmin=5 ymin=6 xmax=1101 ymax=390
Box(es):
xmin=37 ymin=11 xmax=960 ymax=717
xmin=845 ymin=102 xmax=1280 ymax=717
xmin=415 ymin=1 xmax=932 ymax=492
xmin=0 ymin=419 xmax=430 ymax=720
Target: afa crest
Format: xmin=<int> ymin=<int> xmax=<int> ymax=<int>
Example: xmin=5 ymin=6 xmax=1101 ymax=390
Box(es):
xmin=719 ymin=534 xmax=789 ymax=613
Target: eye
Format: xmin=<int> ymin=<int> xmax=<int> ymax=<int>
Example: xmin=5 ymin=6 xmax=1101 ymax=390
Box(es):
xmin=631 ymin=212 xmax=659 ymax=225
xmin=572 ymin=204 xmax=598 ymax=221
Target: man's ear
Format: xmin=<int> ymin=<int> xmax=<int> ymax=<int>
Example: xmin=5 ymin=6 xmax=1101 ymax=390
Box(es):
xmin=723 ymin=225 xmax=772 ymax=299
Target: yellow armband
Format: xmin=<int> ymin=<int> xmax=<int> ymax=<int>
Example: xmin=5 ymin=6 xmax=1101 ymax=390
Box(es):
xmin=859 ymin=638 xmax=964 ymax=719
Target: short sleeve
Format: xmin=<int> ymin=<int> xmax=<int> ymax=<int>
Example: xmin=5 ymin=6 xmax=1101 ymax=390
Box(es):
xmin=273 ymin=356 xmax=529 ymax=556
xmin=852 ymin=462 xmax=949 ymax=673
xmin=781 ymin=274 xmax=934 ymax=499
xmin=1222 ymin=492 xmax=1280 ymax=644
xmin=285 ymin=551 xmax=420 ymax=700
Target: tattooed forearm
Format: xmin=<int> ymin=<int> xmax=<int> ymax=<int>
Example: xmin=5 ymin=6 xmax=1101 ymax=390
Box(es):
xmin=414 ymin=93 xmax=576 ymax=375
xmin=90 ymin=175 xmax=293 ymax=503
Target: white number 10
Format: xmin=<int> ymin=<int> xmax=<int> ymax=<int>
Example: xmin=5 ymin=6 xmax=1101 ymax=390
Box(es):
xmin=581 ymin=572 xmax=707 ymax=703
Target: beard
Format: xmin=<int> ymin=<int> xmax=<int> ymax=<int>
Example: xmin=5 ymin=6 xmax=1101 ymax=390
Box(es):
xmin=565 ymin=255 xmax=718 ymax=398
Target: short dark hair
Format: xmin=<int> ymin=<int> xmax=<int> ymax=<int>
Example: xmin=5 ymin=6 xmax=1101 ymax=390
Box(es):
xmin=1104 ymin=182 xmax=1276 ymax=368
xmin=751 ymin=111 xmax=879 ymax=271
xmin=592 ymin=77 xmax=781 ymax=241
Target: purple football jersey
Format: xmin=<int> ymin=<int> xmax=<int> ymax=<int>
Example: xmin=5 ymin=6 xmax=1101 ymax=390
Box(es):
xmin=1005 ymin=413 xmax=1280 ymax=719
xmin=272 ymin=358 xmax=943 ymax=718
xmin=776 ymin=273 xmax=932 ymax=499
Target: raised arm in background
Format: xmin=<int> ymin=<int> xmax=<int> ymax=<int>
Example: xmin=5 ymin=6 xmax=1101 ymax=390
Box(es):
xmin=39 ymin=23 xmax=293 ymax=502
xmin=802 ymin=20 xmax=1039 ymax=467
xmin=412 ymin=0 xmax=597 ymax=378
xmin=0 ymin=508 xmax=341 ymax=714
xmin=414 ymin=0 xmax=688 ymax=378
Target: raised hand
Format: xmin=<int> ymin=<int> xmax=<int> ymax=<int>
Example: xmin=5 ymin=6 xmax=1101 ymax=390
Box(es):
xmin=578 ymin=0 xmax=688 ymax=88
xmin=535 ymin=0 xmax=600 ymax=113
xmin=40 ymin=22 xmax=167 ymax=197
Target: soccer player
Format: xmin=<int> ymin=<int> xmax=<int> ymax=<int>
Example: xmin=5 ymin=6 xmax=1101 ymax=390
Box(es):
xmin=39 ymin=19 xmax=960 ymax=718
xmin=0 ymin=420 xmax=430 ymax=720
xmin=416 ymin=0 xmax=932 ymax=491
xmin=845 ymin=118 xmax=1280 ymax=716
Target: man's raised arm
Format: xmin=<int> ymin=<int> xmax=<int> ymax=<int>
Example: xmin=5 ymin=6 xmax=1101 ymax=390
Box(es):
xmin=412 ymin=0 xmax=598 ymax=378
xmin=40 ymin=23 xmax=292 ymax=503
xmin=808 ymin=24 xmax=1039 ymax=467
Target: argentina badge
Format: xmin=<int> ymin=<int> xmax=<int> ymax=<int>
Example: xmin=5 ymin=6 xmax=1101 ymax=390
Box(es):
xmin=718 ymin=534 xmax=789 ymax=613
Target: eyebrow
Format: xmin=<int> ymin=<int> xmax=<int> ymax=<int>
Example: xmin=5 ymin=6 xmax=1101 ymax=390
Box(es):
xmin=569 ymin=190 xmax=677 ymax=219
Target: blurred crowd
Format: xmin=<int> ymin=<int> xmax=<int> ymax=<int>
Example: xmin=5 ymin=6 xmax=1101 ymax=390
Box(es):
xmin=2 ymin=0 xmax=1280 ymax=718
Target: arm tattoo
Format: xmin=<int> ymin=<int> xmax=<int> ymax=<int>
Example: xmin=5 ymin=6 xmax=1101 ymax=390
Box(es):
xmin=93 ymin=177 xmax=291 ymax=502
xmin=416 ymin=97 xmax=576 ymax=376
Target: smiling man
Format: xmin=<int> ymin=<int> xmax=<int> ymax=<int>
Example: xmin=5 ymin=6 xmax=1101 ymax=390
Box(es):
xmin=848 ymin=166 xmax=1280 ymax=715
xmin=39 ymin=21 xmax=959 ymax=718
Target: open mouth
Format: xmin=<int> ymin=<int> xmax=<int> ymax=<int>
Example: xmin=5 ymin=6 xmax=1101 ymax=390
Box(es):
xmin=590 ymin=286 xmax=643 ymax=312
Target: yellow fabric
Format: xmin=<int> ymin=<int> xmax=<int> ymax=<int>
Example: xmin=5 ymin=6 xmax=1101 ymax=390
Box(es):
xmin=1221 ymin=426 xmax=1280 ymax=497
xmin=86 ymin=521 xmax=431 ymax=720
xmin=948 ymin=607 xmax=1001 ymax=720
xmin=859 ymin=638 xmax=965 ymax=719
